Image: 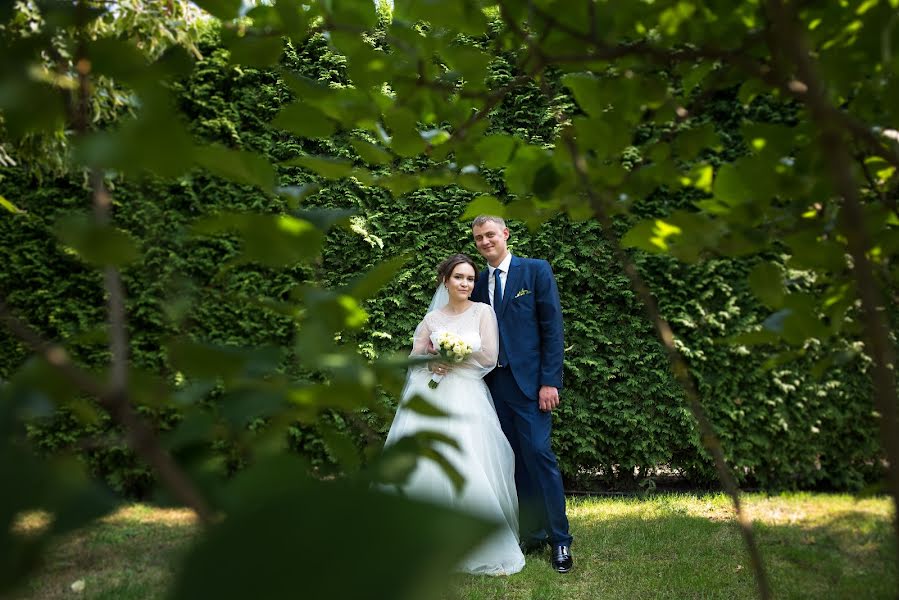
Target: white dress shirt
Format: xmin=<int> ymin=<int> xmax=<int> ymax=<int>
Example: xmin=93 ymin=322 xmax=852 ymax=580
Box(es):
xmin=487 ymin=253 xmax=512 ymax=308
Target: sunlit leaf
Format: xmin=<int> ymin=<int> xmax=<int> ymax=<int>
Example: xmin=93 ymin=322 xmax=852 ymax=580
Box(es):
xmin=0 ymin=195 xmax=25 ymax=215
xmin=622 ymin=218 xmax=682 ymax=253
xmin=461 ymin=195 xmax=505 ymax=221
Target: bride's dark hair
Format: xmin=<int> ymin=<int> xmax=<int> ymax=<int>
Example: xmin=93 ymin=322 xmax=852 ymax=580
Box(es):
xmin=436 ymin=253 xmax=478 ymax=286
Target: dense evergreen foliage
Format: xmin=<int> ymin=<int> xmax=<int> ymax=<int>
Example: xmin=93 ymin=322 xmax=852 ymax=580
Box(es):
xmin=0 ymin=25 xmax=882 ymax=498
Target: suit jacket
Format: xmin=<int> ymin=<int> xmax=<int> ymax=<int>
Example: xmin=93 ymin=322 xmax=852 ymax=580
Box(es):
xmin=471 ymin=255 xmax=564 ymax=400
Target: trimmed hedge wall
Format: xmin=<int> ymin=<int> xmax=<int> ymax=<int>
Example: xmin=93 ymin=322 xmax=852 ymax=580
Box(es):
xmin=0 ymin=25 xmax=883 ymax=496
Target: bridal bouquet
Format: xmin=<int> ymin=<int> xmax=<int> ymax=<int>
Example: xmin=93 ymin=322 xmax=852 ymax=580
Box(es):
xmin=428 ymin=331 xmax=473 ymax=389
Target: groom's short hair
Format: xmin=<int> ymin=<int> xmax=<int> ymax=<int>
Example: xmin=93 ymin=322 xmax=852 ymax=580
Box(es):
xmin=471 ymin=215 xmax=507 ymax=229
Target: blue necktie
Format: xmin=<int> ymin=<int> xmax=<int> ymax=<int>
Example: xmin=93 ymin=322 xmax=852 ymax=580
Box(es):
xmin=493 ymin=268 xmax=508 ymax=366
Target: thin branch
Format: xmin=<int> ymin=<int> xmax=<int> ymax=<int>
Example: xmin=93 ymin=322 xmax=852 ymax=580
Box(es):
xmin=20 ymin=0 xmax=216 ymax=525
xmin=856 ymin=149 xmax=899 ymax=221
xmin=764 ymin=0 xmax=899 ymax=585
xmin=0 ymin=299 xmax=106 ymax=397
xmin=451 ymin=71 xmax=537 ymax=141
xmin=564 ymin=139 xmax=772 ymax=600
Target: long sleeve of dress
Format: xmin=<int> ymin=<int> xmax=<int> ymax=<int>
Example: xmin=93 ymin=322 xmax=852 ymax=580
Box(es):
xmin=410 ymin=315 xmax=433 ymax=357
xmin=460 ymin=305 xmax=498 ymax=378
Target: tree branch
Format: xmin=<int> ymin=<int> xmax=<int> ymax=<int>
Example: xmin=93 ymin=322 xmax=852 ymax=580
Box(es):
xmin=19 ymin=0 xmax=216 ymax=525
xmin=763 ymin=0 xmax=899 ymax=584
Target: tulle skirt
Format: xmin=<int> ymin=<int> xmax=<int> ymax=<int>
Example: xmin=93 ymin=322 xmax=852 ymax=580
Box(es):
xmin=384 ymin=369 xmax=525 ymax=576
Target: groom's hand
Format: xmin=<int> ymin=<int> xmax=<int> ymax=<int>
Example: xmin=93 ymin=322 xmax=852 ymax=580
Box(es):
xmin=538 ymin=386 xmax=560 ymax=412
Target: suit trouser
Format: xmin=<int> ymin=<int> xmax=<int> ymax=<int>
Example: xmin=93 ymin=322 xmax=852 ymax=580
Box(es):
xmin=487 ymin=366 xmax=572 ymax=547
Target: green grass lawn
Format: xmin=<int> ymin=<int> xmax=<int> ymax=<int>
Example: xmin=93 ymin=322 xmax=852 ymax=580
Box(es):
xmin=12 ymin=493 xmax=896 ymax=599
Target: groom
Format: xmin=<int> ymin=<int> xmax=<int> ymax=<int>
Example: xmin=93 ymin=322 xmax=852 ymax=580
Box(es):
xmin=469 ymin=215 xmax=573 ymax=573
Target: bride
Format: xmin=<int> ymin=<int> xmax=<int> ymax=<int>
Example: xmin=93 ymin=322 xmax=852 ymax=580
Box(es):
xmin=383 ymin=253 xmax=526 ymax=576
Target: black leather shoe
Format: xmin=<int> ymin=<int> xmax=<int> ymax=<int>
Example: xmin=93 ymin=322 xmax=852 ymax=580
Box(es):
xmin=552 ymin=545 xmax=573 ymax=573
xmin=520 ymin=538 xmax=550 ymax=555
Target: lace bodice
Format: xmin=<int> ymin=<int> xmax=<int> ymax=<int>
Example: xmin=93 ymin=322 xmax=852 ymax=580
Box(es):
xmin=410 ymin=302 xmax=499 ymax=376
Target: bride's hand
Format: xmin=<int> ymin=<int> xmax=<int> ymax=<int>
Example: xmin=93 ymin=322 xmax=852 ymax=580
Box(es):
xmin=429 ymin=360 xmax=451 ymax=376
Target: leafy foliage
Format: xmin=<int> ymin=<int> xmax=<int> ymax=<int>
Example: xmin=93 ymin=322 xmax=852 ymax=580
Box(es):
xmin=1 ymin=0 xmax=897 ymax=597
xmin=0 ymin=17 xmax=882 ymax=497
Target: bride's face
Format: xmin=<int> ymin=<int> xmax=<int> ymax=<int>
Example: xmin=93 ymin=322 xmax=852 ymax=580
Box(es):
xmin=445 ymin=263 xmax=476 ymax=301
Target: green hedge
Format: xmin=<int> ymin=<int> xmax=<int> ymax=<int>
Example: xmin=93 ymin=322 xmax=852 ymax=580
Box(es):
xmin=0 ymin=25 xmax=883 ymax=496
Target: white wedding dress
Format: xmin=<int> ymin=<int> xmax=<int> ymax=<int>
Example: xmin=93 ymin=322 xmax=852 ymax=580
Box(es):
xmin=384 ymin=301 xmax=525 ymax=576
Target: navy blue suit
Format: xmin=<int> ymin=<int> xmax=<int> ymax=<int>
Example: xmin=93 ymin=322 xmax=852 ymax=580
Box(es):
xmin=472 ymin=255 xmax=572 ymax=548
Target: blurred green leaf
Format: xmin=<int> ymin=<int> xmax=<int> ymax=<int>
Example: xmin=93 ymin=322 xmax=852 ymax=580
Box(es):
xmin=572 ymin=116 xmax=631 ymax=158
xmin=441 ymin=44 xmax=491 ymax=89
xmin=193 ymin=212 xmax=323 ymax=267
xmin=171 ymin=461 xmax=492 ymax=600
xmin=191 ymin=0 xmax=242 ymax=20
xmin=403 ymin=394 xmax=450 ymax=418
xmin=195 ymin=145 xmax=277 ymax=190
xmin=226 ymin=33 xmax=284 ymax=68
xmin=748 ymin=261 xmax=784 ymax=308
xmin=673 ymin=122 xmax=720 ymax=160
xmin=318 ymin=421 xmax=362 ymax=473
xmin=272 ymin=102 xmax=337 ymax=139
xmin=394 ymin=0 xmax=488 ymax=35
xmin=329 ymin=0 xmax=378 ymax=29
xmin=86 ymin=38 xmax=147 ymax=83
xmin=351 ymin=139 xmax=393 ymax=166
xmin=561 ymin=73 xmax=605 ymax=117
xmin=346 ymin=255 xmax=409 ymax=301
xmin=475 ymin=134 xmax=518 ymax=169
xmin=167 ymin=340 xmax=250 ymax=381
xmin=385 ymin=106 xmax=425 ymax=157
xmin=461 ymin=195 xmax=505 ymax=221
xmin=286 ymin=156 xmax=362 ymax=180
xmin=54 ymin=214 xmax=140 ymax=267
xmin=784 ymin=231 xmax=847 ymax=272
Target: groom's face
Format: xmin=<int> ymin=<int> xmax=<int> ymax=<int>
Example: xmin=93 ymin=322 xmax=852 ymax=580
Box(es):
xmin=472 ymin=221 xmax=510 ymax=266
